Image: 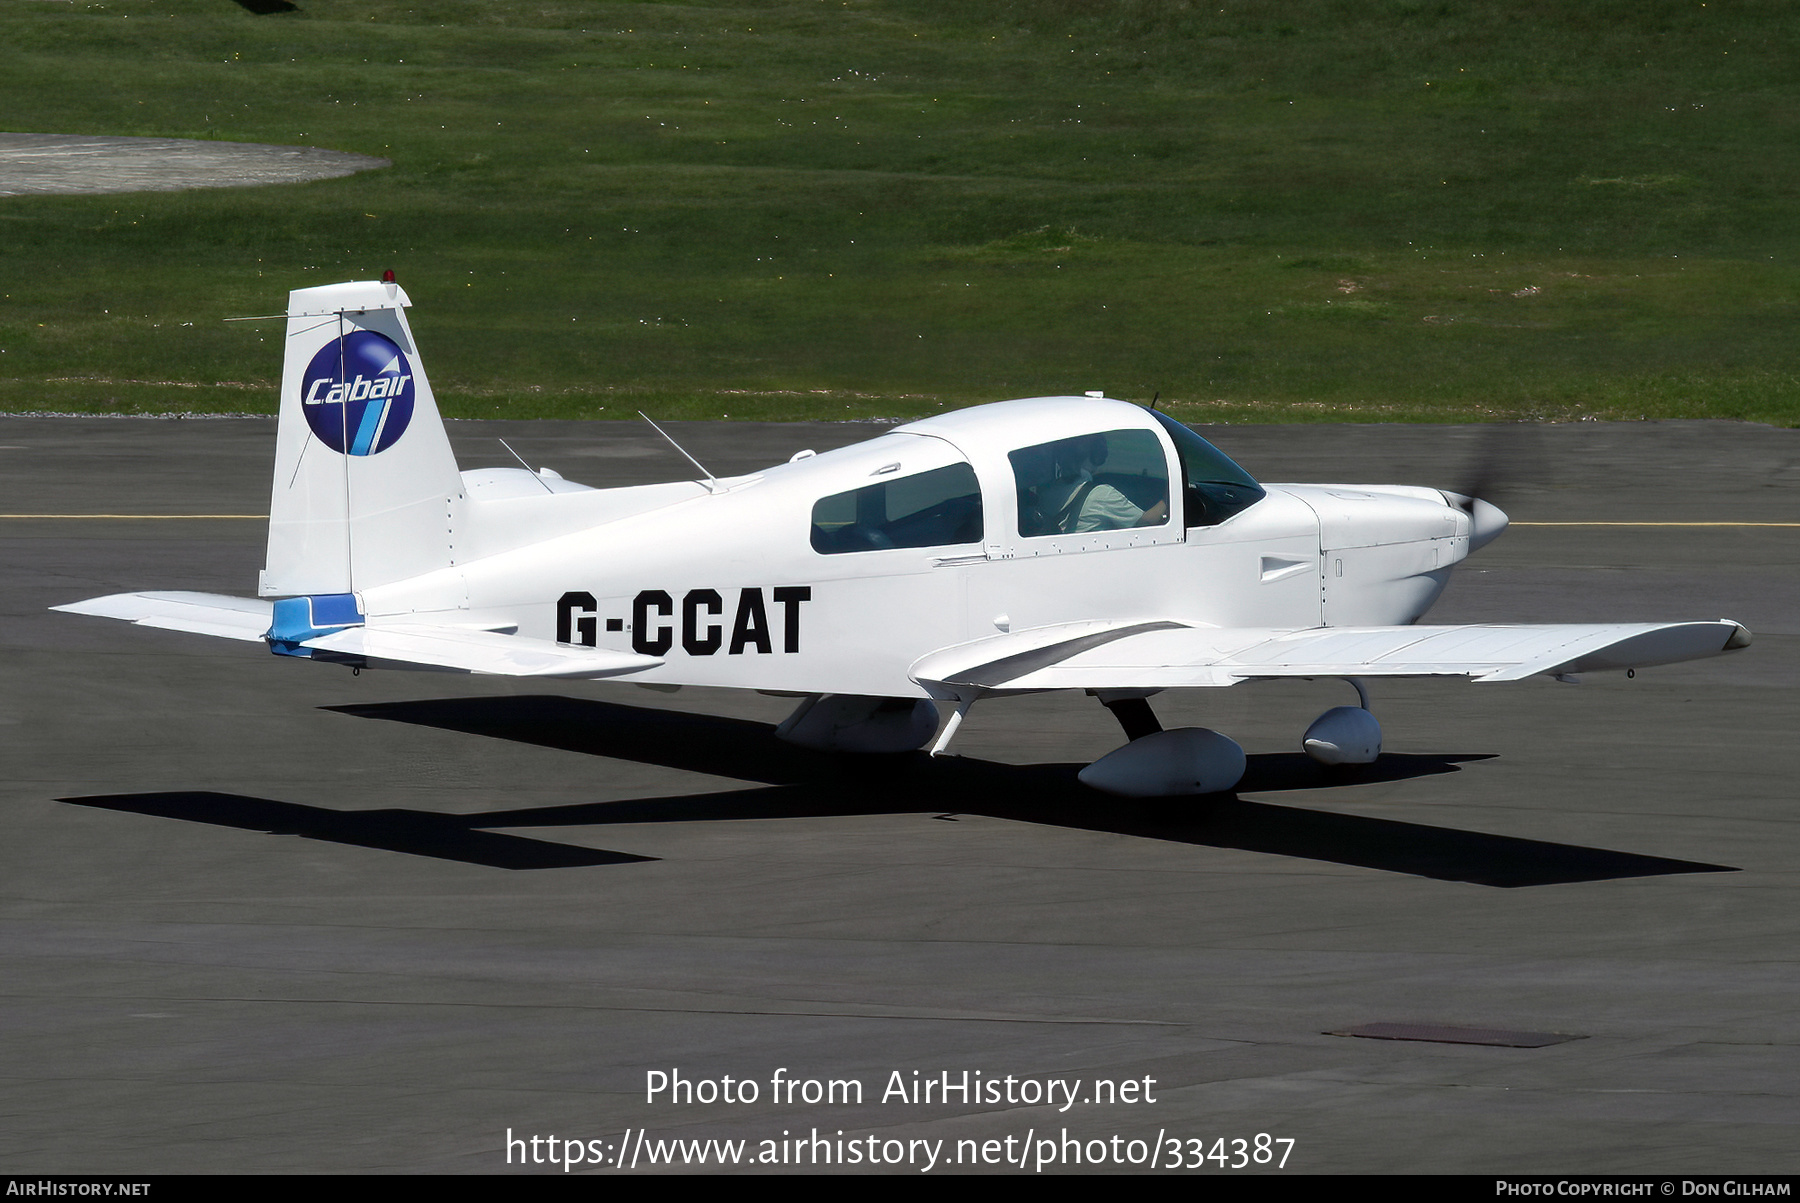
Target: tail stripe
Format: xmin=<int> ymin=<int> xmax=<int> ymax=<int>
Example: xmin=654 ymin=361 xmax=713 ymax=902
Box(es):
xmin=350 ymin=397 xmax=387 ymax=456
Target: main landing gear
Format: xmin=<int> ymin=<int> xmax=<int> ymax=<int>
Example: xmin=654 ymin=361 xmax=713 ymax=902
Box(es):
xmin=1078 ymin=681 xmax=1383 ymax=798
xmin=772 ymin=683 xmax=1385 ymax=800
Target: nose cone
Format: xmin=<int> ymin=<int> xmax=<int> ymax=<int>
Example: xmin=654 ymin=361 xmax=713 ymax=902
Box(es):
xmin=1441 ymin=492 xmax=1510 ymax=552
xmin=1468 ymin=497 xmax=1509 ymax=551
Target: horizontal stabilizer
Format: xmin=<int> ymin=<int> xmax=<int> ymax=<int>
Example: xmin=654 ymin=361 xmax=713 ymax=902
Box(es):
xmin=300 ymin=624 xmax=663 ymax=679
xmin=911 ymin=619 xmax=1751 ymax=692
xmin=53 ymin=591 xmax=274 ymax=643
xmin=55 ymin=592 xmax=663 ymax=679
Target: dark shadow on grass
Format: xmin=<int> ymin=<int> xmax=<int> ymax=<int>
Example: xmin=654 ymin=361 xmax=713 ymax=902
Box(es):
xmin=231 ymin=0 xmax=299 ymax=14
xmin=317 ymin=695 xmax=1735 ymax=888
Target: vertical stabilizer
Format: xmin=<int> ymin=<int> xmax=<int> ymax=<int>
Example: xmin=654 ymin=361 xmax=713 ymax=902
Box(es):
xmin=260 ymin=280 xmax=463 ymax=597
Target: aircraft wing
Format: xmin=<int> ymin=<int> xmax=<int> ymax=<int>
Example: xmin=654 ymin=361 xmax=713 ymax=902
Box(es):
xmin=54 ymin=591 xmax=662 ymax=679
xmin=909 ymin=618 xmax=1752 ymax=692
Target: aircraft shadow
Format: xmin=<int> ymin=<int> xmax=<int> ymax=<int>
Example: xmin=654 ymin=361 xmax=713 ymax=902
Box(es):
xmin=304 ymin=695 xmax=1736 ymax=888
xmin=58 ymin=790 xmax=655 ymax=871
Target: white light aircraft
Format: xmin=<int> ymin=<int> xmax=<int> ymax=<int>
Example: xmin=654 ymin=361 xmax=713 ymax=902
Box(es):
xmin=57 ymin=280 xmax=1752 ymax=796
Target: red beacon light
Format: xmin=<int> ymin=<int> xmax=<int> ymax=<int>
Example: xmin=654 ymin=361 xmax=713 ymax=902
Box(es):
xmin=381 ymin=269 xmax=396 ymax=283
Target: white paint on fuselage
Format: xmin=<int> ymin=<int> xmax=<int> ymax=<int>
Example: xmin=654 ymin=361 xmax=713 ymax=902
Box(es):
xmin=1280 ymin=483 xmax=1471 ymax=627
xmin=359 ymin=399 xmax=1477 ymax=696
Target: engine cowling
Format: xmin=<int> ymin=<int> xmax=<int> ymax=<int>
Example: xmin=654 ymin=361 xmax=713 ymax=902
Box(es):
xmin=1078 ymin=727 xmax=1247 ymax=797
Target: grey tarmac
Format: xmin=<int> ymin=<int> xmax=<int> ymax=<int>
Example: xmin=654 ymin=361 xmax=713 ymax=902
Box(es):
xmin=2 ymin=415 xmax=1796 ymax=1174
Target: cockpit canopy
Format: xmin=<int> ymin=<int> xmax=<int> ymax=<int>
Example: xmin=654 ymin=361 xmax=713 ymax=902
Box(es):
xmin=804 ymin=396 xmax=1264 ymax=555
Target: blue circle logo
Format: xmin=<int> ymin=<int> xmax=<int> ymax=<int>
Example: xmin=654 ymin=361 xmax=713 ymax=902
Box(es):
xmin=300 ymin=331 xmax=416 ymax=455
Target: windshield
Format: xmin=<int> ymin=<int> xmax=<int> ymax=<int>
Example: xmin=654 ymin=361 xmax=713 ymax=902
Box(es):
xmin=1149 ymin=410 xmax=1265 ymax=528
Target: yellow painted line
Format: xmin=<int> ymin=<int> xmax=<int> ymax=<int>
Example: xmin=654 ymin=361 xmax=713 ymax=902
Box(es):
xmin=1513 ymin=521 xmax=1800 ymax=527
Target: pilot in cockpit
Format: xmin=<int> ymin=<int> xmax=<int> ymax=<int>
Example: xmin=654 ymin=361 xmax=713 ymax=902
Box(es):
xmin=1028 ymin=433 xmax=1169 ymax=533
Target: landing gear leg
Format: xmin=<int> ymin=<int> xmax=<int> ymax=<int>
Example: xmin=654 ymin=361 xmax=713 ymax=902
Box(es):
xmin=929 ymin=692 xmax=979 ymax=758
xmin=1101 ymin=696 xmax=1163 ymax=742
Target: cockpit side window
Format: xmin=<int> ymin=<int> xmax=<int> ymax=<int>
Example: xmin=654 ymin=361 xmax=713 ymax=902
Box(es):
xmin=810 ymin=461 xmax=983 ymax=554
xmin=1009 ymin=428 xmax=1170 ymax=537
xmin=1149 ymin=410 xmax=1266 ymax=528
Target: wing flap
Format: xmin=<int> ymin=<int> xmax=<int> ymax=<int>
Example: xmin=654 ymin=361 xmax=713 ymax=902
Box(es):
xmin=301 ymin=624 xmax=662 ymax=679
xmin=911 ymin=620 xmax=1750 ymax=692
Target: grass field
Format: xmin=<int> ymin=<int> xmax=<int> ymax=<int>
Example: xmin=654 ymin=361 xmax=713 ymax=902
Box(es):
xmin=3 ymin=0 xmax=1799 ymax=424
